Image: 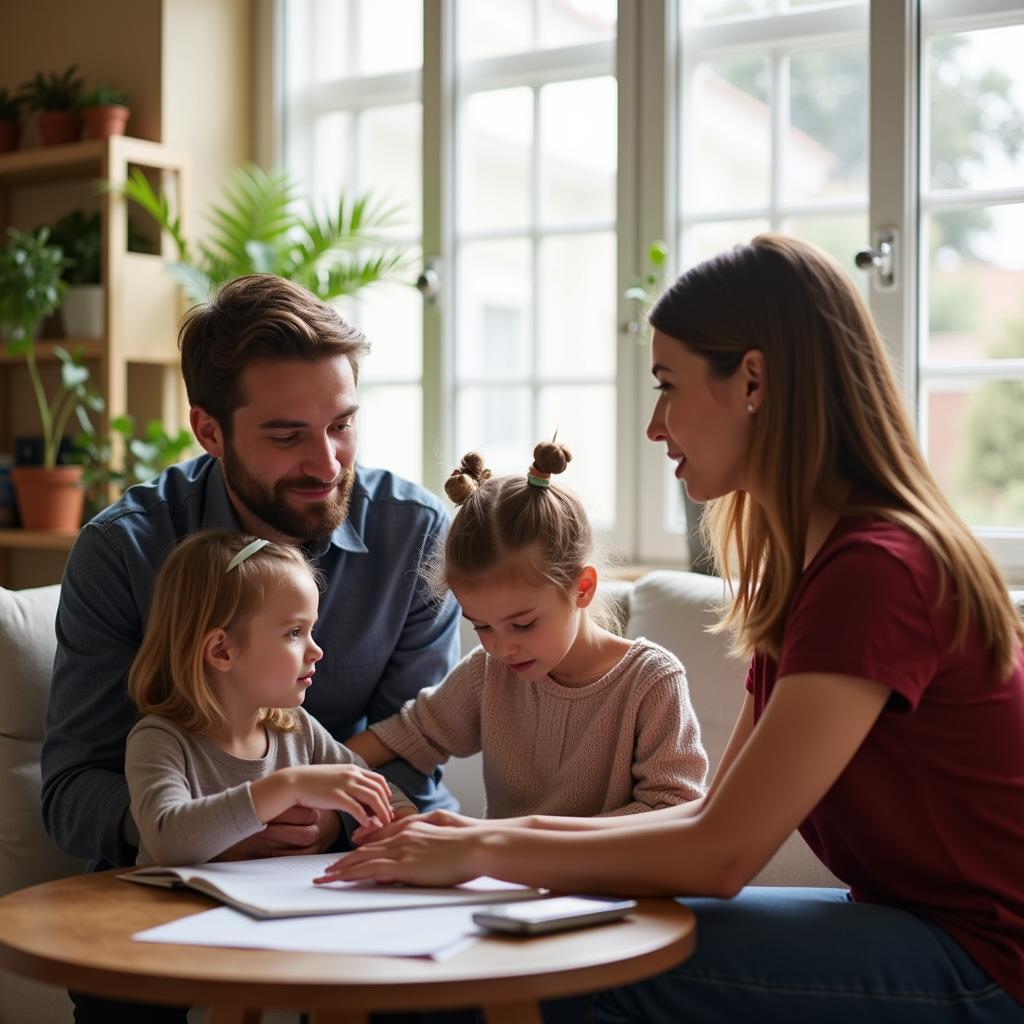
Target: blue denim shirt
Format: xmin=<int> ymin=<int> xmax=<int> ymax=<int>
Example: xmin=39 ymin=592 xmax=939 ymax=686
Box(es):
xmin=40 ymin=455 xmax=460 ymax=869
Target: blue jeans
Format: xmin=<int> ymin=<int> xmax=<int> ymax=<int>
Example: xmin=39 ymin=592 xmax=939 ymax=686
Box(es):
xmin=588 ymin=887 xmax=1024 ymax=1024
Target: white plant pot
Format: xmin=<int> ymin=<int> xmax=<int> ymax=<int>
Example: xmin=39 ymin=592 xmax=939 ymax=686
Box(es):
xmin=61 ymin=284 xmax=104 ymax=338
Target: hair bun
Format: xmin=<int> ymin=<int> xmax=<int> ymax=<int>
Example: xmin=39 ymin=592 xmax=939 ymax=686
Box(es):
xmin=532 ymin=441 xmax=572 ymax=477
xmin=443 ymin=451 xmax=491 ymax=505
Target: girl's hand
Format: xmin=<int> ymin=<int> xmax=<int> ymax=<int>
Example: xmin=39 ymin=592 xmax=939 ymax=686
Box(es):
xmin=351 ymin=807 xmax=480 ymax=845
xmin=292 ymin=764 xmax=396 ymax=827
xmin=313 ymin=820 xmax=485 ymax=887
xmin=252 ymin=764 xmax=396 ymax=829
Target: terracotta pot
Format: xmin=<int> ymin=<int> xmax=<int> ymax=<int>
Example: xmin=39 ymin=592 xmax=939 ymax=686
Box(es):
xmin=38 ymin=110 xmax=81 ymax=146
xmin=81 ymin=105 xmax=130 ymax=141
xmin=0 ymin=119 xmax=20 ymax=153
xmin=11 ymin=465 xmax=85 ymax=532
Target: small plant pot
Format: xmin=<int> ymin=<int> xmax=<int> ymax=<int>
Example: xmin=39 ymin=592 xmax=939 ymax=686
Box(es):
xmin=38 ymin=110 xmax=82 ymax=146
xmin=0 ymin=119 xmax=20 ymax=153
xmin=61 ymin=284 xmax=104 ymax=338
xmin=81 ymin=105 xmax=130 ymax=141
xmin=11 ymin=464 xmax=85 ymax=532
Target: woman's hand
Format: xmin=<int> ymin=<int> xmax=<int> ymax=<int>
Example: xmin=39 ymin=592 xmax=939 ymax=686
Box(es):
xmin=313 ymin=820 xmax=486 ymax=887
xmin=351 ymin=807 xmax=480 ymax=845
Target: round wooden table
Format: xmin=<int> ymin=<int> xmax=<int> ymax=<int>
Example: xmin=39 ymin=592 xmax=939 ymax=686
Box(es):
xmin=0 ymin=871 xmax=696 ymax=1024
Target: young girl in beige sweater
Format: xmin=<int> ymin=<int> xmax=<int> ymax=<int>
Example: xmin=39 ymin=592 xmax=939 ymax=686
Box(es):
xmin=344 ymin=441 xmax=707 ymax=826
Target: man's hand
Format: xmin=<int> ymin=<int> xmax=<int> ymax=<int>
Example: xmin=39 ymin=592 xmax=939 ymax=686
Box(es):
xmin=213 ymin=805 xmax=342 ymax=861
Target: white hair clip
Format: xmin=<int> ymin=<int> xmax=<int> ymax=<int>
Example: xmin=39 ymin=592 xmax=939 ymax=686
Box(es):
xmin=226 ymin=538 xmax=270 ymax=573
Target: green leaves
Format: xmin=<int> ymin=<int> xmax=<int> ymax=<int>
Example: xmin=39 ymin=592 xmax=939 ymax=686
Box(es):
xmin=114 ymin=162 xmax=409 ymax=304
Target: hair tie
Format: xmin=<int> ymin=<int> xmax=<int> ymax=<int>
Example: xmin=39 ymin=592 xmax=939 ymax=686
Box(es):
xmin=527 ymin=468 xmax=551 ymax=489
xmin=226 ymin=538 xmax=270 ymax=572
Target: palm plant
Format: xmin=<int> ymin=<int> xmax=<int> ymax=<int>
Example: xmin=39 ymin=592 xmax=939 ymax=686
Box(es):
xmin=116 ymin=163 xmax=410 ymax=303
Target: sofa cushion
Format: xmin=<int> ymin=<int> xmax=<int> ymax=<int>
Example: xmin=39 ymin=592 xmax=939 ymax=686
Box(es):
xmin=626 ymin=570 xmax=841 ymax=888
xmin=0 ymin=585 xmax=85 ymax=896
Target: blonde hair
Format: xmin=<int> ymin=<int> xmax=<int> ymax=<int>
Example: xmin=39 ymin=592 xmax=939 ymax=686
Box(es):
xmin=429 ymin=442 xmax=620 ymax=631
xmin=649 ymin=233 xmax=1023 ymax=676
xmin=128 ymin=530 xmax=320 ymax=733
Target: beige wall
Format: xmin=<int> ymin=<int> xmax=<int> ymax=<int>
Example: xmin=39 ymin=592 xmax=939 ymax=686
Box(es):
xmin=0 ymin=0 xmax=164 ymax=144
xmin=162 ymin=0 xmax=253 ymax=241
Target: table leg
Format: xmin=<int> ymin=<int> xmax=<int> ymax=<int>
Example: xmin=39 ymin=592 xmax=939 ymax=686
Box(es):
xmin=309 ymin=1013 xmax=368 ymax=1024
xmin=207 ymin=1007 xmax=262 ymax=1024
xmin=483 ymin=1002 xmax=543 ymax=1024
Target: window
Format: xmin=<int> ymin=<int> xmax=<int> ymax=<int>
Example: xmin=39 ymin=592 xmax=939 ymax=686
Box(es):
xmin=273 ymin=0 xmax=1024 ymax=577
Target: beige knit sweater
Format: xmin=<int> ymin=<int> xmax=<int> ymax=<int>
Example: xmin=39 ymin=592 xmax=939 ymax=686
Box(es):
xmin=370 ymin=638 xmax=708 ymax=819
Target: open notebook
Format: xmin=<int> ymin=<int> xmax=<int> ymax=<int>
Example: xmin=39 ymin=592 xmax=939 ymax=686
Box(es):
xmin=122 ymin=851 xmax=544 ymax=920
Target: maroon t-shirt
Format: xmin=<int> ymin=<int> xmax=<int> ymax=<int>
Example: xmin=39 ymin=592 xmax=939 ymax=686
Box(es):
xmin=747 ymin=513 xmax=1024 ymax=1002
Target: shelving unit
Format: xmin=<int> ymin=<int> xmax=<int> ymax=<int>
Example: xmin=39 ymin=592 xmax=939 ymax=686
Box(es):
xmin=0 ymin=136 xmax=189 ymax=588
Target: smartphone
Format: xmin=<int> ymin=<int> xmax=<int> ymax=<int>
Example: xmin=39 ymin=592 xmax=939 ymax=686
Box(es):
xmin=472 ymin=896 xmax=638 ymax=935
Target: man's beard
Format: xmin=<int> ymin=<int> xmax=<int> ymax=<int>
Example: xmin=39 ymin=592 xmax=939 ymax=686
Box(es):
xmin=221 ymin=441 xmax=354 ymax=543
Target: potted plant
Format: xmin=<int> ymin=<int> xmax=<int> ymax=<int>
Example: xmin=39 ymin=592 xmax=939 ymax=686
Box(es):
xmin=47 ymin=209 xmax=103 ymax=337
xmin=0 ymin=87 xmax=24 ymax=153
xmin=0 ymin=228 xmax=103 ymax=531
xmin=19 ymin=65 xmax=83 ymax=146
xmin=79 ymin=84 xmax=130 ymax=140
xmin=116 ymin=162 xmax=410 ymax=303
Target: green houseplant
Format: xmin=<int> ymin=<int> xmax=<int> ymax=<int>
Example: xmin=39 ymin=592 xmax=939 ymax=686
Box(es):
xmin=0 ymin=228 xmax=103 ymax=530
xmin=19 ymin=65 xmax=83 ymax=146
xmin=76 ymin=414 xmax=195 ymax=518
xmin=47 ymin=209 xmax=103 ymax=337
xmin=79 ymin=84 xmax=130 ymax=140
xmin=0 ymin=87 xmax=25 ymax=153
xmin=116 ymin=162 xmax=410 ymax=303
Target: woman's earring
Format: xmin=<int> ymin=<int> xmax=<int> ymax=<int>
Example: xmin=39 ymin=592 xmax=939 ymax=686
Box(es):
xmin=747 ymin=402 xmax=754 ymax=414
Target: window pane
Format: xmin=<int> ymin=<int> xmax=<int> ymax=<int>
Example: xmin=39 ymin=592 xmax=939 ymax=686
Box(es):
xmin=303 ymin=0 xmax=422 ymax=80
xmin=540 ymin=77 xmax=616 ymax=227
xmin=358 ymin=384 xmax=422 ymax=485
xmin=458 ymin=0 xmax=533 ymax=60
xmin=539 ymin=233 xmax=615 ymax=379
xmin=782 ymin=214 xmax=869 ymax=294
xmin=682 ymin=219 xmax=770 ymax=268
xmin=456 ymin=240 xmax=532 ymax=380
xmin=459 ymin=88 xmax=533 ymax=233
xmin=926 ymin=25 xmax=1024 ymax=193
xmin=311 ymin=112 xmax=355 ymax=209
xmin=687 ymin=0 xmax=770 ymax=23
xmin=360 ymin=103 xmax=422 ymax=229
xmin=785 ymin=47 xmax=867 ymax=202
xmin=539 ymin=386 xmax=616 ymax=530
xmin=538 ymin=0 xmax=616 ymax=49
xmin=923 ymin=380 xmax=1024 ymax=530
xmin=358 ymin=0 xmax=422 ymax=75
xmin=456 ymin=387 xmax=532 ymax=474
xmin=357 ymin=273 xmax=423 ymax=384
xmin=682 ymin=57 xmax=771 ymax=211
xmin=924 ymin=205 xmax=1024 ymax=363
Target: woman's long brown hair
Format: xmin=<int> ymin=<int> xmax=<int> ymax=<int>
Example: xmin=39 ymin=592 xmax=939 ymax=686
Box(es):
xmin=649 ymin=233 xmax=1022 ymax=676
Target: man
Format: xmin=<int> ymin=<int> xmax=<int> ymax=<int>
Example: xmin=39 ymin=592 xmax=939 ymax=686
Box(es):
xmin=41 ymin=276 xmax=461 ymax=1022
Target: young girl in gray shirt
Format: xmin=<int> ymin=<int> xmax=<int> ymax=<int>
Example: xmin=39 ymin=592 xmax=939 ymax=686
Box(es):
xmin=125 ymin=530 xmax=414 ymax=866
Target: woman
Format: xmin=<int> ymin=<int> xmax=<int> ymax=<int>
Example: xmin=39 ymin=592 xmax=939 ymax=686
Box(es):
xmin=321 ymin=235 xmax=1024 ymax=1022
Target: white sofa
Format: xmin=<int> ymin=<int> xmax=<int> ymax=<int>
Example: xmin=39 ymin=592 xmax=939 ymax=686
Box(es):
xmin=0 ymin=571 xmax=840 ymax=1024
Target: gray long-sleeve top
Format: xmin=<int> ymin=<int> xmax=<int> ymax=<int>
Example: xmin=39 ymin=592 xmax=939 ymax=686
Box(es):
xmin=126 ymin=708 xmax=415 ymax=866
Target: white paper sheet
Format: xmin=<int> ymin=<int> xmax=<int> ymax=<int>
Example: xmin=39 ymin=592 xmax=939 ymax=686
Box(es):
xmin=134 ymin=903 xmax=486 ymax=959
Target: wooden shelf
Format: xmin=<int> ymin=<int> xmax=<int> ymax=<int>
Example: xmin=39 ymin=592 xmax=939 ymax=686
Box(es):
xmin=0 ymin=135 xmax=188 ymax=186
xmin=0 ymin=528 xmax=78 ymax=551
xmin=0 ymin=339 xmax=104 ymax=364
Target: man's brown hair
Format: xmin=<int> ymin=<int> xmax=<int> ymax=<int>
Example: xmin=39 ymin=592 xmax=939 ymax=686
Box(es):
xmin=178 ymin=274 xmax=370 ymax=435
